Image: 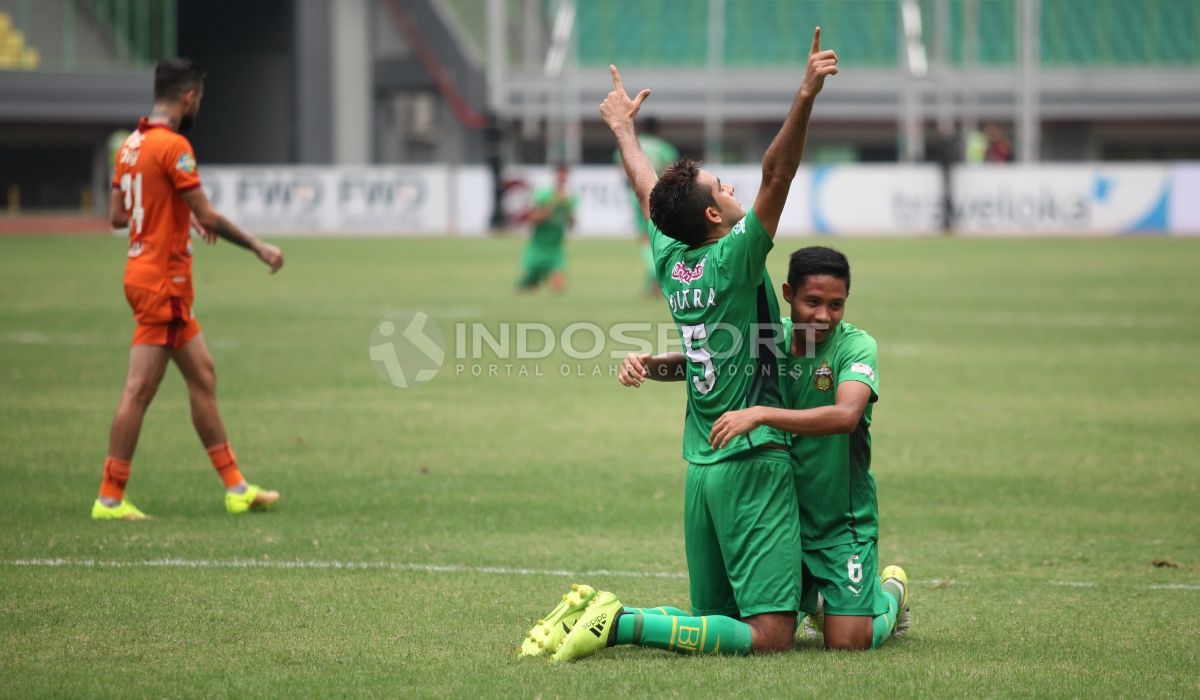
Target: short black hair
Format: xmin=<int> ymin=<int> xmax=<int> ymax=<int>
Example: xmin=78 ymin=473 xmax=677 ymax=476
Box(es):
xmin=648 ymin=158 xmax=714 ymax=248
xmin=154 ymin=58 xmax=206 ymax=100
xmin=787 ymin=246 xmax=851 ymax=292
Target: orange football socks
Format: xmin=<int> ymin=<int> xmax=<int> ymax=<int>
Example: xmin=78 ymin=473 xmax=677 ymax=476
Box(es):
xmin=206 ymin=442 xmax=245 ymax=489
xmin=99 ymin=456 xmax=132 ymax=501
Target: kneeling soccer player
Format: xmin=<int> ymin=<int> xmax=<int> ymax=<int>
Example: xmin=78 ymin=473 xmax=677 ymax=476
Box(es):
xmin=709 ymin=246 xmax=909 ymax=650
xmin=621 ymin=246 xmax=911 ymax=651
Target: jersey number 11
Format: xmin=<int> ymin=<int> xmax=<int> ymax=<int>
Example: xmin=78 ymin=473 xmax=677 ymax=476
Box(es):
xmin=119 ymin=172 xmax=145 ymax=235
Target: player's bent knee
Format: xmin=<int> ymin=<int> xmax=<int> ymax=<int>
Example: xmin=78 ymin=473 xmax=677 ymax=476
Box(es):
xmin=745 ymin=613 xmax=797 ymax=653
xmin=822 ymin=618 xmax=873 ymax=651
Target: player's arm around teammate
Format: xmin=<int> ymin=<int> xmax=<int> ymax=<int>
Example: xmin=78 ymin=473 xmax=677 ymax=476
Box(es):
xmin=617 ymin=351 xmax=685 ymax=386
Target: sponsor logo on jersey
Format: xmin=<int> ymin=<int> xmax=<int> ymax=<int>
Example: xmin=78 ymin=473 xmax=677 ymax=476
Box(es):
xmin=731 ymin=218 xmax=746 ymax=236
xmin=813 ymin=360 xmax=833 ymax=391
xmin=119 ymin=147 xmax=139 ymax=167
xmin=787 ymin=363 xmax=804 ymax=381
xmin=849 ymin=362 xmax=875 ymax=382
xmin=846 ymin=585 xmax=862 ymax=596
xmin=176 ymin=152 xmax=197 ymax=174
xmin=670 ymin=255 xmax=707 ymax=284
xmin=119 ymin=131 xmax=144 ymax=166
xmin=127 ymin=241 xmax=144 ymax=258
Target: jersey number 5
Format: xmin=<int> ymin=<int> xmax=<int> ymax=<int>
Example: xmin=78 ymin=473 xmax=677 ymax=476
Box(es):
xmin=119 ymin=172 xmax=145 ymax=235
xmin=681 ymin=323 xmax=717 ymax=395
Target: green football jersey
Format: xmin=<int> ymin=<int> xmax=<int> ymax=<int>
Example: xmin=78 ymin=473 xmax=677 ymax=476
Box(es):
xmin=780 ymin=318 xmax=880 ymax=548
xmin=529 ymin=186 xmax=576 ymax=250
xmin=651 ymin=208 xmax=790 ymax=465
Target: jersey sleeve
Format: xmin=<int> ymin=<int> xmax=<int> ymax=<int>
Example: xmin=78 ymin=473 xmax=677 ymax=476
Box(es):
xmin=163 ymin=137 xmax=201 ymax=192
xmin=837 ymin=332 xmax=879 ymax=401
xmin=712 ymin=207 xmax=774 ymax=285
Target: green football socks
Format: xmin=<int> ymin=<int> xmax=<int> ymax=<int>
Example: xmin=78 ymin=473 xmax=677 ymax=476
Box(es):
xmin=614 ymin=611 xmax=752 ymax=655
xmin=870 ymin=586 xmax=901 ymax=649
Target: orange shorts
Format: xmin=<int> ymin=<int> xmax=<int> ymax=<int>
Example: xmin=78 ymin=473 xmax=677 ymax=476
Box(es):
xmin=125 ymin=284 xmax=202 ymax=350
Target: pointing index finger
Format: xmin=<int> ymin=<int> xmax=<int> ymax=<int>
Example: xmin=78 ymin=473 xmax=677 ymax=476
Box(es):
xmin=810 ymin=26 xmax=821 ymax=55
xmin=609 ymin=64 xmax=624 ymax=93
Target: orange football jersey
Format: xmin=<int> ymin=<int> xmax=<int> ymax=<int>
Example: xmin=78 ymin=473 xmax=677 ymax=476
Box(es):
xmin=111 ymin=117 xmax=202 ymax=299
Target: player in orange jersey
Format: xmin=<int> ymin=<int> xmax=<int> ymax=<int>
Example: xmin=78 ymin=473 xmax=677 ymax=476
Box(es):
xmin=94 ymin=58 xmax=285 ymax=520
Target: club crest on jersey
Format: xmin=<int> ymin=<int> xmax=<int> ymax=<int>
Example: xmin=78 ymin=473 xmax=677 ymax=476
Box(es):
xmin=670 ymin=256 xmax=706 ymax=284
xmin=176 ymin=152 xmax=197 ymax=174
xmin=813 ymin=360 xmax=833 ymax=391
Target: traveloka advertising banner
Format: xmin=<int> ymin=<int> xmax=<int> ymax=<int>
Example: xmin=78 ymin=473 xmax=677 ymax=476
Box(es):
xmin=953 ymin=165 xmax=1171 ymax=236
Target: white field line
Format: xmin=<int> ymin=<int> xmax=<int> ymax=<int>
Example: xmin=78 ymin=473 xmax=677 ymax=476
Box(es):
xmin=1 ymin=559 xmax=1195 ymax=592
xmin=1 ymin=558 xmax=686 ymax=579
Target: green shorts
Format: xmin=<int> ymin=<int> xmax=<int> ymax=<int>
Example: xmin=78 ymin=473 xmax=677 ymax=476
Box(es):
xmin=800 ymin=540 xmax=891 ymax=617
xmin=517 ymin=246 xmax=564 ymax=289
xmin=684 ymin=449 xmax=803 ymax=618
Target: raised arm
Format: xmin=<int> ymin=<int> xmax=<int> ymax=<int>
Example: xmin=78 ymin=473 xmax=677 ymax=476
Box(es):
xmin=600 ymin=65 xmax=656 ymax=221
xmin=753 ymin=27 xmax=838 ymax=237
xmin=181 ymin=187 xmax=284 ymax=273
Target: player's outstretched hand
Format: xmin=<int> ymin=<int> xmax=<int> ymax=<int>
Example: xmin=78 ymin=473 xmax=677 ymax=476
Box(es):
xmin=599 ymin=65 xmax=651 ymax=131
xmin=618 ymin=352 xmax=652 ymax=388
xmin=802 ymin=27 xmax=838 ymax=99
xmin=709 ymin=407 xmax=762 ymax=449
xmin=256 ymin=242 xmax=285 ymax=273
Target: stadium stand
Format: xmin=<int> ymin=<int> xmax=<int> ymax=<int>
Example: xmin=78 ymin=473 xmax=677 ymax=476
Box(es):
xmin=0 ymin=11 xmax=39 ymax=70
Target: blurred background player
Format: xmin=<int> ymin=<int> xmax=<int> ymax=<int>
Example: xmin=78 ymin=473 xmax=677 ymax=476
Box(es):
xmin=516 ymin=163 xmax=576 ymax=293
xmin=94 ymin=58 xmax=285 ymax=521
xmin=614 ymin=117 xmax=679 ymax=297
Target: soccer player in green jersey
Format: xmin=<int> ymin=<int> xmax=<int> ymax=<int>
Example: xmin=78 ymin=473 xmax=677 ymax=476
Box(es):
xmin=614 ymin=117 xmax=679 ymax=296
xmin=520 ymin=28 xmax=839 ymax=662
xmin=624 ymin=246 xmax=911 ymax=652
xmin=713 ymin=246 xmax=910 ymax=650
xmin=516 ymin=163 xmax=576 ymax=293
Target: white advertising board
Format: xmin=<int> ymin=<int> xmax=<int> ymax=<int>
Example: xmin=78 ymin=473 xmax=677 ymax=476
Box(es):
xmin=203 ymin=166 xmax=450 ymax=235
xmin=953 ymin=165 xmax=1171 ymax=236
xmin=810 ymin=164 xmax=943 ymax=236
xmin=1167 ymin=163 xmax=1200 ymax=236
xmin=197 ymin=163 xmax=1194 ymax=237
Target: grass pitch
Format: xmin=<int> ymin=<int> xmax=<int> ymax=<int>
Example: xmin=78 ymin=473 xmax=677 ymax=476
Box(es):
xmin=1 ymin=233 xmax=1198 ymax=698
